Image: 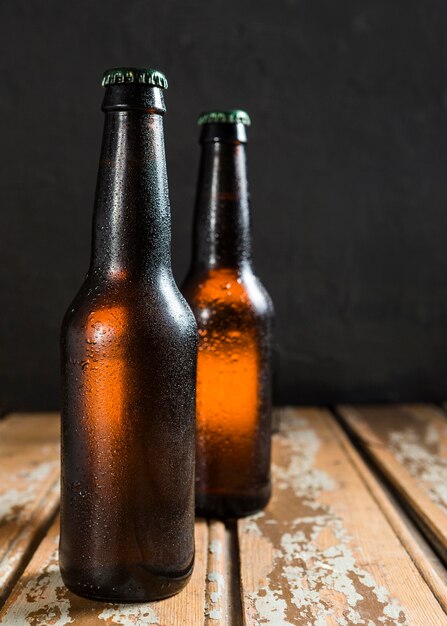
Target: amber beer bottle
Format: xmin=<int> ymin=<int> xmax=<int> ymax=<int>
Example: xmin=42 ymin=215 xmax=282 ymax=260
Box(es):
xmin=60 ymin=68 xmax=197 ymax=602
xmin=182 ymin=110 xmax=274 ymax=518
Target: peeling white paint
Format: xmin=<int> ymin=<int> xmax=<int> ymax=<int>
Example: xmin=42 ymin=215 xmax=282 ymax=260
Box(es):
xmin=388 ymin=429 xmax=447 ymax=514
xmin=98 ymin=605 xmax=159 ymax=624
xmin=0 ymin=546 xmax=21 ymax=589
xmin=280 ymin=518 xmax=404 ymax=624
xmin=210 ymin=591 xmax=220 ymax=603
xmin=208 ymin=572 xmax=225 ymax=586
xmin=243 ymin=512 xmax=264 ymax=537
xmin=209 ymin=539 xmax=222 ymax=561
xmin=0 ymin=461 xmax=59 ymax=594
xmin=0 ymin=469 xmax=59 ymax=594
xmin=0 ymin=461 xmax=57 ymax=522
xmin=245 ymin=414 xmax=409 ymax=626
xmin=272 ymin=428 xmax=336 ymax=503
xmin=250 ymin=587 xmax=292 ymax=626
xmin=0 ymin=547 xmax=73 ymax=626
xmin=383 ymin=597 xmax=407 ymax=620
xmin=207 ymin=571 xmax=225 ymax=603
xmin=206 ymin=571 xmax=225 ymax=621
xmin=1 ymin=537 xmax=161 ymax=625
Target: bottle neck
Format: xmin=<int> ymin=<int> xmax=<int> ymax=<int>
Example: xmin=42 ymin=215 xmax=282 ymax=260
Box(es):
xmin=192 ymin=138 xmax=252 ymax=271
xmin=90 ymin=93 xmax=171 ymax=278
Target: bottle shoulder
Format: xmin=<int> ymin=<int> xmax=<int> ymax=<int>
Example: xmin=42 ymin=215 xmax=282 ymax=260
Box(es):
xmin=62 ymin=272 xmax=197 ymax=341
xmin=182 ymin=266 xmax=273 ymax=318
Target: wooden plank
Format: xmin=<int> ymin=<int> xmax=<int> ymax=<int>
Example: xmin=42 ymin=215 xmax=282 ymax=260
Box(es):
xmin=205 ymin=520 xmax=229 ymax=624
xmin=238 ymin=407 xmax=447 ymax=625
xmin=330 ymin=412 xmax=447 ymax=615
xmin=0 ymin=516 xmax=208 ymax=625
xmin=0 ymin=413 xmax=60 ymax=604
xmin=205 ymin=520 xmax=241 ymax=625
xmin=338 ymin=404 xmax=447 ymax=561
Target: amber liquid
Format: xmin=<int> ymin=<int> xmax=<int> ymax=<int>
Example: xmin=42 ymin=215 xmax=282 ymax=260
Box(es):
xmin=185 ymin=267 xmax=271 ymax=517
xmin=183 ymin=127 xmax=273 ymax=518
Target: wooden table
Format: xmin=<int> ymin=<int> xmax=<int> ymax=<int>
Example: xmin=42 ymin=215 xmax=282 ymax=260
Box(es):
xmin=1 ymin=406 xmax=447 ymax=624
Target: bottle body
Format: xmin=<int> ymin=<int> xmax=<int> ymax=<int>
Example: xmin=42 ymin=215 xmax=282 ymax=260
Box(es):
xmin=60 ymin=74 xmax=197 ymax=602
xmin=183 ymin=265 xmax=272 ymax=517
xmin=182 ymin=117 xmax=274 ymax=518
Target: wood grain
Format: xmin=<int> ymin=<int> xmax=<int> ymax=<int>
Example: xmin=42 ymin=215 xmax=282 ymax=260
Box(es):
xmin=238 ymin=407 xmax=447 ymax=625
xmin=330 ymin=412 xmax=447 ymax=614
xmin=3 ymin=408 xmax=447 ymax=625
xmin=205 ymin=520 xmax=243 ymax=625
xmin=0 ymin=413 xmax=60 ymax=604
xmin=0 ymin=516 xmax=208 ymax=625
xmin=338 ymin=404 xmax=447 ymax=561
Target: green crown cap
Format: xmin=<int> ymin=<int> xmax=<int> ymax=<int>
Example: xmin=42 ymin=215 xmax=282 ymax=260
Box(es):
xmin=197 ymin=109 xmax=251 ymax=126
xmin=102 ymin=68 xmax=168 ymax=89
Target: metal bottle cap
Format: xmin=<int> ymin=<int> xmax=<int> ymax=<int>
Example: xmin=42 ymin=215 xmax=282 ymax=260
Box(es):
xmin=197 ymin=110 xmax=251 ymax=126
xmin=102 ymin=68 xmax=168 ymax=89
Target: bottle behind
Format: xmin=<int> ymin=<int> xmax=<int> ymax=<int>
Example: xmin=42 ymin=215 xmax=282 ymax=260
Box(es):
xmin=60 ymin=68 xmax=197 ymax=602
xmin=182 ymin=110 xmax=274 ymax=518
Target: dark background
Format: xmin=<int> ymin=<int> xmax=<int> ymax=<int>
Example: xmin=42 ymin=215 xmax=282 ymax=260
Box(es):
xmin=2 ymin=0 xmax=447 ymax=411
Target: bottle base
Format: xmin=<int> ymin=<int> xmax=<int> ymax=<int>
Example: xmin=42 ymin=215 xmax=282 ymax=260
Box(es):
xmin=60 ymin=557 xmax=194 ymax=603
xmin=196 ymin=484 xmax=271 ymax=519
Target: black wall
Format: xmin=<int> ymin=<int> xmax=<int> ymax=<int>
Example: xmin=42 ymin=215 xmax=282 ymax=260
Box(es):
xmin=2 ymin=0 xmax=447 ymax=411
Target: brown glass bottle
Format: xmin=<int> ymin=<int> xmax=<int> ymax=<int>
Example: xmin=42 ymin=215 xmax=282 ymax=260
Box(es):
xmin=60 ymin=68 xmax=197 ymax=602
xmin=182 ymin=110 xmax=274 ymax=518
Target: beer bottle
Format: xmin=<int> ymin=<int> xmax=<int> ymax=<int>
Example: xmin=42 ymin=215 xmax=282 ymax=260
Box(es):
xmin=182 ymin=110 xmax=274 ymax=518
xmin=60 ymin=68 xmax=197 ymax=602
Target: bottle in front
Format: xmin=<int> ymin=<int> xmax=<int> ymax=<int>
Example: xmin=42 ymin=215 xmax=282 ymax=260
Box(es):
xmin=60 ymin=68 xmax=197 ymax=602
xmin=182 ymin=110 xmax=274 ymax=518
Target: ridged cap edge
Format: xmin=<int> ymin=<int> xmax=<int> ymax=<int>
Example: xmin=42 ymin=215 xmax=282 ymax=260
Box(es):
xmin=102 ymin=68 xmax=168 ymax=89
xmin=197 ymin=109 xmax=251 ymax=126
